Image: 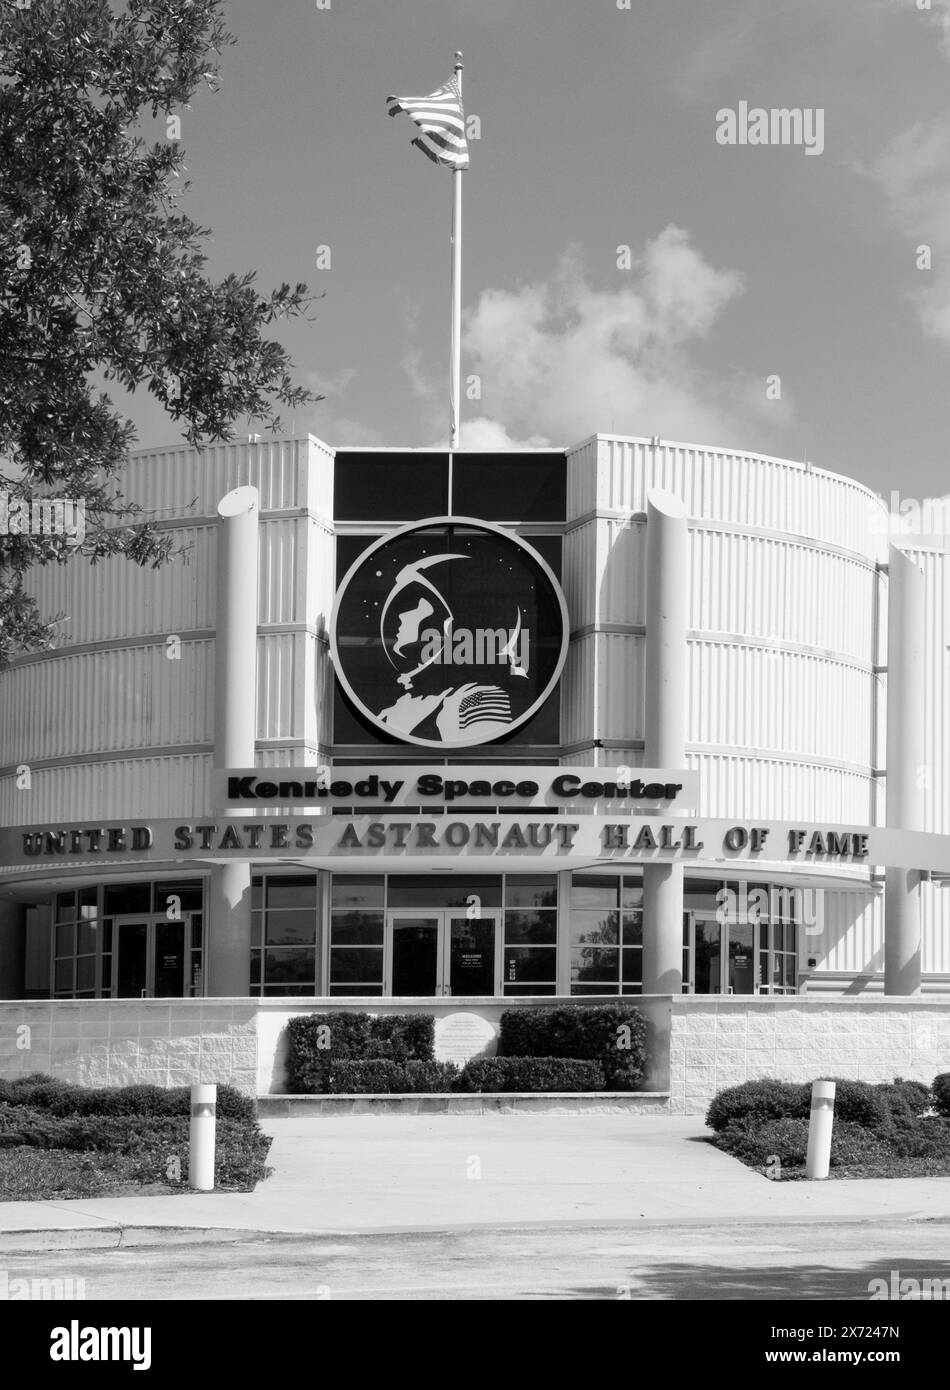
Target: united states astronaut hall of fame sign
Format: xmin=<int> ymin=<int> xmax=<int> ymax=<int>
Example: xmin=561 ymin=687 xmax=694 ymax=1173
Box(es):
xmin=329 ymin=516 xmax=570 ymax=750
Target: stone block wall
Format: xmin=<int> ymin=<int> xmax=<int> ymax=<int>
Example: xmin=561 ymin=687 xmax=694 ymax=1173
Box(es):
xmin=0 ymin=1001 xmax=259 ymax=1093
xmin=668 ymin=997 xmax=950 ymax=1115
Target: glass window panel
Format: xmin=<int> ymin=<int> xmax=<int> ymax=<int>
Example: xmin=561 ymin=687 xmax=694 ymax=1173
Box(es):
xmin=622 ymin=947 xmax=642 ymax=985
xmin=334 ymin=452 xmax=448 ymax=521
xmin=783 ymin=955 xmax=797 ymax=987
xmin=250 ymin=950 xmax=261 ymax=986
xmin=153 ymin=881 xmax=203 ymax=913
xmin=329 ymin=947 xmax=384 ymax=985
xmin=264 ymin=909 xmax=316 ymax=946
xmin=55 ymin=922 xmax=75 ymax=957
xmin=78 ymin=887 xmax=98 ymax=911
xmin=330 ymin=984 xmax=385 ymax=997
xmin=263 ymin=984 xmax=317 ymax=997
xmin=388 ymin=876 xmax=502 ymax=908
xmin=503 ymin=946 xmax=557 ymax=983
xmin=191 ymin=915 xmax=202 ymax=948
xmin=504 ymin=910 xmax=557 ymax=945
xmin=684 ymin=880 xmax=732 ymax=914
xmin=54 ymin=958 xmax=73 ymax=992
xmin=102 ymin=918 xmax=112 ymax=953
xmin=101 ymin=954 xmax=112 ymax=989
xmin=784 ymin=922 xmax=797 ymax=953
xmin=77 ymin=921 xmax=98 ymax=956
xmin=104 ymin=884 xmax=151 ymax=915
xmin=505 ymin=875 xmax=557 ymax=909
xmin=572 ymin=983 xmax=619 ymax=996
xmin=569 ymin=909 xmax=619 ymax=946
xmin=622 ymin=912 xmax=643 ymax=946
xmin=621 ymin=881 xmax=644 ymax=910
xmin=621 ymin=983 xmax=643 ymax=996
xmin=451 ymin=453 xmax=566 ymax=522
xmin=251 ymin=910 xmax=263 ymax=947
xmin=331 ymin=875 xmax=385 ymax=911
xmin=331 ymin=911 xmax=384 ymax=945
xmin=263 ymin=948 xmax=316 ymax=985
xmin=570 ymin=946 xmax=619 ymax=984
xmin=266 ymin=876 xmax=318 ymax=911
xmin=571 ymin=876 xmax=618 ymax=909
xmin=76 ymin=956 xmax=96 ymax=992
xmin=252 ymin=878 xmax=263 ymax=912
xmin=55 ymin=893 xmax=76 ymax=922
xmin=503 ymin=983 xmax=557 ymax=997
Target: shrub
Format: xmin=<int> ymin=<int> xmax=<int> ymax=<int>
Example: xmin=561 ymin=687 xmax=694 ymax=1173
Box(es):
xmin=322 ymin=1059 xmax=458 ymax=1094
xmin=498 ymin=1005 xmax=646 ymax=1089
xmin=877 ymin=1079 xmax=932 ymax=1126
xmin=706 ymin=1081 xmax=810 ymax=1133
xmin=888 ymin=1118 xmax=950 ymax=1160
xmin=456 ymin=1057 xmax=605 ymax=1093
xmin=285 ymin=1012 xmax=436 ymax=1093
xmin=0 ymin=1079 xmax=255 ymax=1122
xmin=933 ymin=1074 xmax=950 ymax=1118
xmin=713 ymin=1116 xmax=891 ymax=1170
xmin=818 ymin=1080 xmax=894 ymax=1134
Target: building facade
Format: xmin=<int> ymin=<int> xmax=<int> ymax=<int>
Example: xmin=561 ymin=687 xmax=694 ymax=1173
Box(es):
xmin=1 ymin=432 xmax=949 ymax=1006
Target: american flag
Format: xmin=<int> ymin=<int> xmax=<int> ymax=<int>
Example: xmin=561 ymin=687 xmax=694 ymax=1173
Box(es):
xmin=386 ymin=76 xmax=470 ymax=170
xmin=457 ymin=685 xmax=511 ymax=730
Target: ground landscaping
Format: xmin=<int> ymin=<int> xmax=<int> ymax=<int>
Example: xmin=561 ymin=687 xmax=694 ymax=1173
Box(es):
xmin=284 ymin=1004 xmax=648 ymax=1094
xmin=0 ymin=1075 xmax=272 ymax=1200
xmin=707 ymin=1074 xmax=950 ymax=1179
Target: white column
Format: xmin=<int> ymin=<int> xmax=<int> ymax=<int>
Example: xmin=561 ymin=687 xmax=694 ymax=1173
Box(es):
xmin=209 ymin=486 xmax=260 ymax=997
xmin=884 ymin=545 xmax=925 ymax=996
xmin=641 ymin=489 xmax=688 ymax=995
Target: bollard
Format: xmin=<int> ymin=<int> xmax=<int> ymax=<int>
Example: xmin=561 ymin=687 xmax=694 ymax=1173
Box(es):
xmin=805 ymin=1079 xmax=836 ymax=1180
xmin=189 ymin=1083 xmax=217 ymax=1191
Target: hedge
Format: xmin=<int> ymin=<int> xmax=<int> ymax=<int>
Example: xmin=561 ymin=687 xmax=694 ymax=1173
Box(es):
xmin=705 ymin=1078 xmax=926 ymax=1137
xmin=498 ymin=1005 xmax=646 ymax=1090
xmin=0 ymin=1074 xmax=255 ymax=1122
xmin=285 ymin=1013 xmax=435 ymax=1093
xmin=321 ymin=1060 xmax=459 ymax=1094
xmin=933 ymin=1074 xmax=950 ymax=1118
xmin=456 ymin=1057 xmax=605 ymax=1093
xmin=713 ymin=1116 xmax=893 ymax=1169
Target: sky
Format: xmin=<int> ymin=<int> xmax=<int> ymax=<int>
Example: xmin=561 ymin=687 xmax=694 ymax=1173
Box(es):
xmin=115 ymin=0 xmax=950 ymax=500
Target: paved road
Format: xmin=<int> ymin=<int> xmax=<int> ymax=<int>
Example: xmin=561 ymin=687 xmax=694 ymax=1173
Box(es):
xmin=2 ymin=1218 xmax=949 ymax=1300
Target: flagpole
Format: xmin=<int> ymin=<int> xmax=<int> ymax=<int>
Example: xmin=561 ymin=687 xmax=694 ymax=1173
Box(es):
xmin=450 ymin=50 xmax=463 ymax=450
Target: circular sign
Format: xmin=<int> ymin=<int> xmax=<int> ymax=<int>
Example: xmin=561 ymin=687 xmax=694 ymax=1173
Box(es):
xmin=330 ymin=516 xmax=569 ymax=749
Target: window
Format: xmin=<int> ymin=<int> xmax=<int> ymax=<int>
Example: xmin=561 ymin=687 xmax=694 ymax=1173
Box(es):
xmin=569 ymin=875 xmax=642 ymax=996
xmin=503 ymin=875 xmax=557 ymax=995
xmin=334 ymin=452 xmax=448 ymax=520
xmin=452 ymin=453 xmax=566 ymax=521
xmin=328 ymin=875 xmax=384 ymax=996
xmin=251 ymin=874 xmax=319 ymax=996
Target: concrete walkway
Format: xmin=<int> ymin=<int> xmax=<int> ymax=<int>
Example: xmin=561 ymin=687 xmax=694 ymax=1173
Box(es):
xmin=2 ymin=1115 xmax=950 ymax=1251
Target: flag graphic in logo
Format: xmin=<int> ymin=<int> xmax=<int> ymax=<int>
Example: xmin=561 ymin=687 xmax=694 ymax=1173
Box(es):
xmin=387 ymin=76 xmax=469 ymax=169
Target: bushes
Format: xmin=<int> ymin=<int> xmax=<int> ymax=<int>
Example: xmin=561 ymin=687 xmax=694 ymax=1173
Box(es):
xmin=706 ymin=1081 xmax=810 ymax=1133
xmin=0 ymin=1075 xmax=255 ymax=1122
xmin=933 ymin=1074 xmax=950 ymax=1118
xmin=498 ymin=1005 xmax=647 ymax=1090
xmin=284 ymin=1006 xmax=648 ymax=1094
xmin=320 ymin=1060 xmax=459 ymax=1094
xmin=708 ymin=1074 xmax=950 ymax=1178
xmin=456 ymin=1057 xmax=606 ymax=1093
xmin=286 ymin=1013 xmax=435 ymax=1093
xmin=0 ymin=1082 xmax=272 ymax=1197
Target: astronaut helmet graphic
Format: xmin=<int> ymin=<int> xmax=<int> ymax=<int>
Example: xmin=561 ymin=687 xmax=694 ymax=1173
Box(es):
xmin=330 ymin=517 xmax=569 ymax=750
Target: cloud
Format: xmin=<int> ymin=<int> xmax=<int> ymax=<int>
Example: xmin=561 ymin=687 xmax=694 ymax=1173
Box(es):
xmin=453 ymin=227 xmax=784 ymax=449
xmin=302 ymin=366 xmax=384 ymax=447
xmin=870 ymin=114 xmax=950 ymax=342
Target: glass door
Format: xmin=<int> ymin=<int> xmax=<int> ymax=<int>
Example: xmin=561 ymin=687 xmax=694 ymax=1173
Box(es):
xmin=685 ymin=912 xmax=760 ymax=995
xmin=388 ymin=913 xmax=442 ymax=996
xmin=387 ymin=910 xmax=501 ymax=996
xmin=446 ymin=914 xmax=499 ymax=996
xmin=113 ymin=914 xmax=196 ymax=998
